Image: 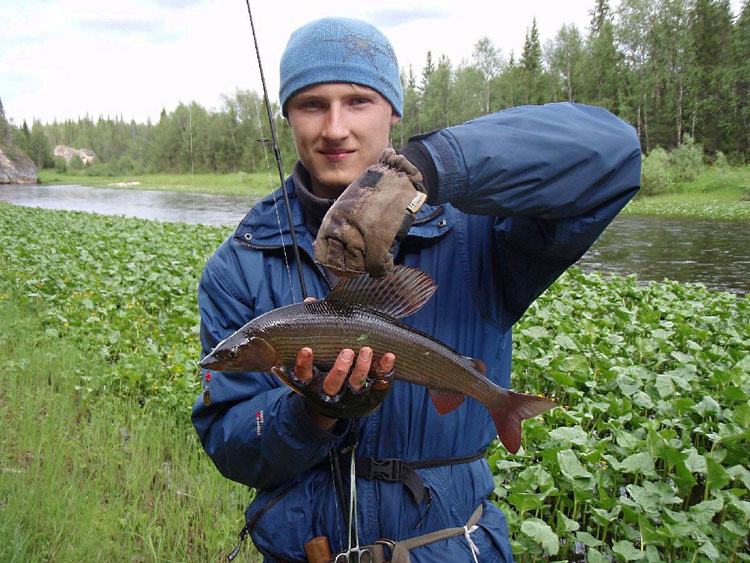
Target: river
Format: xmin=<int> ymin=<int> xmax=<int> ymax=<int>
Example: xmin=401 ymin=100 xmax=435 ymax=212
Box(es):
xmin=1 ymin=183 xmax=748 ymax=294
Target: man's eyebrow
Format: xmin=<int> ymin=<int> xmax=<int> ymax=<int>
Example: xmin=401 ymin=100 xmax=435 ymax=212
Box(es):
xmin=293 ymin=94 xmax=324 ymax=103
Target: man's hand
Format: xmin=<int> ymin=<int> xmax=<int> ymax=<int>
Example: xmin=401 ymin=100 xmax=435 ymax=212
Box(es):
xmin=294 ymin=341 xmax=396 ymax=430
xmin=295 ymin=346 xmax=396 ymax=430
xmin=314 ymin=148 xmax=427 ymax=278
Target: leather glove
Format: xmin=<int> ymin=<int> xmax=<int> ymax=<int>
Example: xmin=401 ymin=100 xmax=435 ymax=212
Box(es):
xmin=314 ymin=148 xmax=428 ymax=278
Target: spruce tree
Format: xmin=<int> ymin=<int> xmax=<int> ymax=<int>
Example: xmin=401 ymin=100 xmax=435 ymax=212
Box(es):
xmin=735 ymin=0 xmax=750 ymax=156
xmin=520 ymin=18 xmax=544 ymax=104
xmin=688 ymin=0 xmax=735 ymax=154
xmin=0 ymin=96 xmax=11 ymax=145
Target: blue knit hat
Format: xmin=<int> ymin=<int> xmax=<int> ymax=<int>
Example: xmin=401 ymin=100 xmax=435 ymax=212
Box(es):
xmin=280 ymin=17 xmax=403 ymax=117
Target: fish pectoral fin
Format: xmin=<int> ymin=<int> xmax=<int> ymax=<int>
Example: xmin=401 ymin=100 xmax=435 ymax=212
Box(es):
xmin=464 ymin=356 xmax=486 ymax=374
xmin=249 ymin=337 xmax=279 ymax=368
xmin=429 ymin=389 xmax=465 ymax=415
xmin=325 ymin=266 xmax=437 ymax=319
xmin=271 ymin=366 xmax=304 ymax=396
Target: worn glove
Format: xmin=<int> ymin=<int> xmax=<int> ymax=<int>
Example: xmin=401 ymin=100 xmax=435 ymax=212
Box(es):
xmin=314 ymin=148 xmax=427 ymax=278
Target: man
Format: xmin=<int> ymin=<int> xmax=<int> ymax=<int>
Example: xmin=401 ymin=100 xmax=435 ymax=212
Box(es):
xmin=193 ymin=17 xmax=641 ymax=562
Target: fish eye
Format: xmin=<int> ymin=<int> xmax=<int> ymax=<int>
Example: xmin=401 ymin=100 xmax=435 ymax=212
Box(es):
xmin=228 ymin=348 xmax=238 ymax=359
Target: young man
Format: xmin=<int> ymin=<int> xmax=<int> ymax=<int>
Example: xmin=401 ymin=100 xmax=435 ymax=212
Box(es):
xmin=193 ymin=17 xmax=641 ymax=562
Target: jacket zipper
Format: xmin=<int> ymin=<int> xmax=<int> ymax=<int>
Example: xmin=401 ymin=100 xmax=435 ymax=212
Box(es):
xmin=412 ymin=205 xmax=444 ymax=225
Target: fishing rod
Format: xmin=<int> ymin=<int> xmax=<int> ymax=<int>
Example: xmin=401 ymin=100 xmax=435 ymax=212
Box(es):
xmin=243 ymin=0 xmax=308 ymax=301
xmin=240 ymin=5 xmax=358 ymax=558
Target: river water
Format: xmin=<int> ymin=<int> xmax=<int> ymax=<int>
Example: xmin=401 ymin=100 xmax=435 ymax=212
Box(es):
xmin=1 ymin=183 xmax=748 ymax=294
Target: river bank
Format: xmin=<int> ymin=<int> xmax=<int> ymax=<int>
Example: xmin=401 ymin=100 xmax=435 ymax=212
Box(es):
xmin=37 ymin=165 xmax=750 ymax=220
xmin=38 ymin=170 xmax=272 ymax=198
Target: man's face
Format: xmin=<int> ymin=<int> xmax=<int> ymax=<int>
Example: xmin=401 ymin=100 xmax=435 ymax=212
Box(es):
xmin=286 ymin=83 xmax=400 ymax=199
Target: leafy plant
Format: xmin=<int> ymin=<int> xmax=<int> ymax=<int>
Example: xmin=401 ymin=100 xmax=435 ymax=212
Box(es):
xmin=641 ymin=147 xmax=674 ymax=196
xmin=493 ymin=269 xmax=750 ymax=560
xmin=1 ymin=203 xmax=747 ymax=560
xmin=670 ymin=135 xmax=705 ymax=183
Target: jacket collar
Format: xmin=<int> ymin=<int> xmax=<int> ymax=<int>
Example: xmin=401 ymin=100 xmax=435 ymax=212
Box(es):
xmin=234 ymin=173 xmax=455 ymax=251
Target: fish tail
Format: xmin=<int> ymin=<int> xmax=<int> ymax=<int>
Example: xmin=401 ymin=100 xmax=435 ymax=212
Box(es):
xmin=490 ymin=391 xmax=555 ymax=454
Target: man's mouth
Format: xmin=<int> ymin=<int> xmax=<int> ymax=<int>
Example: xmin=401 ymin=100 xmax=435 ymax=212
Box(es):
xmin=320 ymin=149 xmax=355 ymax=162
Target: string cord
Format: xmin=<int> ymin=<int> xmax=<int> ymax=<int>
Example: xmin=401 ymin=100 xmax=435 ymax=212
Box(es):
xmin=243 ymin=0 xmax=307 ymax=301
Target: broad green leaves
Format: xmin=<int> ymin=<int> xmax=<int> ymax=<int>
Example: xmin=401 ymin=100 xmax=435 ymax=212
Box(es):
xmin=0 ymin=203 xmax=228 ymax=411
xmin=493 ymin=266 xmax=750 ymax=560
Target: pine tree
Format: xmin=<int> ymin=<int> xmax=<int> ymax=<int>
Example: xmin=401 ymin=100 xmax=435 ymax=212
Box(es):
xmin=688 ymin=0 xmax=735 ymax=154
xmin=520 ymin=18 xmax=544 ymax=104
xmin=421 ymin=55 xmax=452 ymax=131
xmin=735 ymin=0 xmax=750 ymax=156
xmin=582 ymin=0 xmax=621 ymax=115
xmin=0 ymin=96 xmax=11 ymax=145
xmin=590 ymin=0 xmax=611 ymax=35
xmin=29 ymin=120 xmax=53 ymax=168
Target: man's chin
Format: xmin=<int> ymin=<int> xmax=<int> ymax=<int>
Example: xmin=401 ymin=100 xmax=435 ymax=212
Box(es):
xmin=311 ymin=171 xmax=357 ymax=198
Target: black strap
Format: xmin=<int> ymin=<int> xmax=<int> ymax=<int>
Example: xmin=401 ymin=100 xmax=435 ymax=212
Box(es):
xmin=227 ymin=524 xmax=249 ymax=561
xmin=353 ymin=451 xmax=485 ymax=506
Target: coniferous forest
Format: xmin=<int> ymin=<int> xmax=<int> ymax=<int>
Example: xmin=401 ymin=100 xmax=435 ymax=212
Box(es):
xmin=4 ymin=0 xmax=750 ymax=176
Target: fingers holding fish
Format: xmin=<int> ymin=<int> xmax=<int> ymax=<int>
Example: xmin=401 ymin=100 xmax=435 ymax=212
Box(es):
xmin=322 ymin=349 xmax=355 ymax=396
xmin=293 ymin=347 xmax=314 ymax=383
xmin=348 ymin=347 xmax=373 ymax=393
xmin=372 ymin=352 xmax=396 ymax=390
xmin=292 ymin=345 xmax=396 ymax=397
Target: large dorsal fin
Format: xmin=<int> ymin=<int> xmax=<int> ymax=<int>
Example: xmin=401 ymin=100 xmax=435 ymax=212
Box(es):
xmin=325 ymin=266 xmax=437 ymax=319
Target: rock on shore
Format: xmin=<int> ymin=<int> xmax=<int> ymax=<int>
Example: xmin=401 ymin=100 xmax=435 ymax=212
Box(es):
xmin=54 ymin=145 xmax=96 ymax=165
xmin=0 ymin=145 xmax=37 ymax=184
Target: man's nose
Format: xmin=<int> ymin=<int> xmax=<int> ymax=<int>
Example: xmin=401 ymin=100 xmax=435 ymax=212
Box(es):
xmin=321 ymin=105 xmax=348 ymax=140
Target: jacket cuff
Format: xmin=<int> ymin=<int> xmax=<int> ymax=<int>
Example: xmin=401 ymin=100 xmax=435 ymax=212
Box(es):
xmin=286 ymin=392 xmax=351 ymax=441
xmin=411 ymin=130 xmax=470 ymax=205
xmin=398 ymin=141 xmax=439 ymax=204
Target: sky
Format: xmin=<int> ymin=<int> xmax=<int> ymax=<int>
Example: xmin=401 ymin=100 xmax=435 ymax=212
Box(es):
xmin=0 ymin=0 xmax=743 ymax=125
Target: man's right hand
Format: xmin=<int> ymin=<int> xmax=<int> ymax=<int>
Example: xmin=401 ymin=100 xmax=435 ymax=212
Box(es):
xmin=294 ymin=345 xmax=396 ymax=430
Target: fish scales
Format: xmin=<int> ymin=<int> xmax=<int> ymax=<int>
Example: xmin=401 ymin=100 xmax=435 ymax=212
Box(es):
xmin=252 ymin=301 xmax=498 ymax=402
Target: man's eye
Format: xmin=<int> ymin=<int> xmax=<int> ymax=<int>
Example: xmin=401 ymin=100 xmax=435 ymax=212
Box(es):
xmin=351 ymin=97 xmax=371 ymax=106
xmin=299 ymin=100 xmax=323 ymax=110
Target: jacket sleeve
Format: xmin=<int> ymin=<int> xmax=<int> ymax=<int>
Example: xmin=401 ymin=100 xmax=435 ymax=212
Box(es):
xmin=412 ymin=102 xmax=641 ymax=327
xmin=191 ymin=239 xmax=349 ymax=489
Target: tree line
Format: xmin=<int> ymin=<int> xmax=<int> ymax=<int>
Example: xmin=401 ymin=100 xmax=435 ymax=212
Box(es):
xmin=4 ymin=0 xmax=749 ymax=175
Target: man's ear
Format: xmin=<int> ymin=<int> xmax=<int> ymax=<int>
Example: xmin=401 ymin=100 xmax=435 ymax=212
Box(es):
xmin=390 ymin=114 xmax=401 ymax=127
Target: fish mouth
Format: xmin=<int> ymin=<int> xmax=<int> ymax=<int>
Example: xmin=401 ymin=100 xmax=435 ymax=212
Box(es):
xmin=198 ymin=353 xmax=219 ymax=369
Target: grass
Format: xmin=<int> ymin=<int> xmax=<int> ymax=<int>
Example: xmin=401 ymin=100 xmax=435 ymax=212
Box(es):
xmin=37 ymin=170 xmax=275 ymax=198
xmin=0 ymin=298 xmax=261 ymax=562
xmin=624 ymin=165 xmax=750 ymax=220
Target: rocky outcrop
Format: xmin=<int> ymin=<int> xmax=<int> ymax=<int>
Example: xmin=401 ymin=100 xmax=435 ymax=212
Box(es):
xmin=0 ymin=145 xmax=37 ymax=184
xmin=54 ymin=145 xmax=96 ymax=165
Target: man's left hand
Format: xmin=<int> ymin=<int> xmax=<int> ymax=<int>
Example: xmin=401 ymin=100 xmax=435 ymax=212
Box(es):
xmin=314 ymin=148 xmax=427 ymax=278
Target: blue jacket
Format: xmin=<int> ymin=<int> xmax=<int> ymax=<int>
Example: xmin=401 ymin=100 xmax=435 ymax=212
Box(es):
xmin=192 ymin=103 xmax=641 ymax=562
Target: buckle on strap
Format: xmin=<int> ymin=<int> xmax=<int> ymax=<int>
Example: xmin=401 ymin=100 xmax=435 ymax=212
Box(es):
xmin=360 ymin=458 xmax=404 ymax=481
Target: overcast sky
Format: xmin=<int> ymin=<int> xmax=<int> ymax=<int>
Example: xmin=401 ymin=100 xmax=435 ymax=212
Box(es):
xmin=0 ymin=0 xmax=743 ymax=125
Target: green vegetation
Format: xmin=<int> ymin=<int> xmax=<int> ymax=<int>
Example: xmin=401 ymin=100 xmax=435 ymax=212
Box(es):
xmin=499 ymin=270 xmax=750 ymax=560
xmin=38 ymin=169 xmax=275 ymax=197
xmin=0 ymin=301 xmax=259 ymax=562
xmin=625 ymin=162 xmax=750 ymax=220
xmin=2 ymin=202 xmax=748 ymax=560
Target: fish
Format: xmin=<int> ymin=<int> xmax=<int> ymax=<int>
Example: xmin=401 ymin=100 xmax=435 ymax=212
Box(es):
xmin=199 ymin=266 xmax=555 ymax=453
